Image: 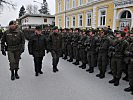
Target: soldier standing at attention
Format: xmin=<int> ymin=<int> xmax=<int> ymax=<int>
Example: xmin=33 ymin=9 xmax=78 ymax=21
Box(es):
xmin=49 ymin=26 xmax=62 ymax=73
xmin=109 ymin=31 xmax=129 ymax=86
xmin=96 ymin=30 xmax=110 ymax=79
xmin=1 ymin=21 xmax=25 ymax=81
xmin=28 ymin=26 xmax=47 ymax=76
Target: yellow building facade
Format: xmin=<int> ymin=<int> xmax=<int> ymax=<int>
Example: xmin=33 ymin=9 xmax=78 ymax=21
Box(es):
xmin=55 ymin=0 xmax=133 ymax=30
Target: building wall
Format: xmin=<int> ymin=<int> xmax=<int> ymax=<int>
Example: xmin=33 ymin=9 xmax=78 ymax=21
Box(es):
xmin=55 ymin=0 xmax=114 ymax=29
xmin=21 ymin=17 xmax=55 ymax=26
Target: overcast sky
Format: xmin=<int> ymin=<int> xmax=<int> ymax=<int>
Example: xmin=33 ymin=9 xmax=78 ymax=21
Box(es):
xmin=0 ymin=0 xmax=55 ymax=26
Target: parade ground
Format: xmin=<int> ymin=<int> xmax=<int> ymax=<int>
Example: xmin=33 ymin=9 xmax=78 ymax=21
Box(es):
xmin=0 ymin=42 xmax=132 ymax=100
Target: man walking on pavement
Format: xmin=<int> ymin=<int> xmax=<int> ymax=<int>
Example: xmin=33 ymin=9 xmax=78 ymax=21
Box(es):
xmin=28 ymin=26 xmax=47 ymax=76
xmin=1 ymin=20 xmax=25 ymax=81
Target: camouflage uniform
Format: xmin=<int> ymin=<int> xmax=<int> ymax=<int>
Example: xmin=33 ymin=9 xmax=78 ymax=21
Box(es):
xmin=1 ymin=29 xmax=25 ymax=70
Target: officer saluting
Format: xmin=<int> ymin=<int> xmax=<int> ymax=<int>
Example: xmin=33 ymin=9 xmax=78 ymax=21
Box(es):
xmin=1 ymin=21 xmax=25 ymax=81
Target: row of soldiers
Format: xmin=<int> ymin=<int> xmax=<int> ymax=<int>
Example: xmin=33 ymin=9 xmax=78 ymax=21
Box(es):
xmin=43 ymin=27 xmax=133 ymax=95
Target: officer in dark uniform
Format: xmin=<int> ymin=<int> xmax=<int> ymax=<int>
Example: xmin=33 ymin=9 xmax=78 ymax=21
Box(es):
xmin=124 ymin=32 xmax=133 ymax=95
xmin=1 ymin=21 xmax=25 ymax=80
xmin=49 ymin=26 xmax=62 ymax=73
xmin=28 ymin=26 xmax=47 ymax=76
xmin=109 ymin=31 xmax=129 ymax=86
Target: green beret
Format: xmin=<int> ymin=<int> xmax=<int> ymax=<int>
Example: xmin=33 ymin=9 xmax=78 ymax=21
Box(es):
xmin=52 ymin=26 xmax=58 ymax=30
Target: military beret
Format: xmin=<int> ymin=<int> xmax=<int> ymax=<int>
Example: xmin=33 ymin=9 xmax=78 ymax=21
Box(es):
xmin=35 ymin=26 xmax=42 ymax=30
xmin=52 ymin=26 xmax=58 ymax=30
xmin=9 ymin=20 xmax=16 ymax=26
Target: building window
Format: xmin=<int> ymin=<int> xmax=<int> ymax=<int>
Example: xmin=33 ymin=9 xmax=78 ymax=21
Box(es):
xmin=66 ymin=0 xmax=70 ymax=10
xmin=78 ymin=14 xmax=83 ymax=27
xmin=44 ymin=19 xmax=47 ymax=23
xmin=87 ymin=0 xmax=91 ymax=3
xmin=72 ymin=16 xmax=76 ymax=27
xmin=79 ymin=0 xmax=83 ymax=6
xmin=58 ymin=18 xmax=62 ymax=28
xmin=72 ymin=0 xmax=76 ymax=8
xmin=99 ymin=9 xmax=106 ymax=26
xmin=86 ymin=12 xmax=92 ymax=26
xmin=121 ymin=11 xmax=131 ymax=19
xmin=66 ymin=16 xmax=70 ymax=28
xmin=58 ymin=1 xmax=61 ymax=13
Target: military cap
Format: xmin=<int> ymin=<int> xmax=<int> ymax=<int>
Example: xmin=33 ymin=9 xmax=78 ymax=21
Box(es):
xmin=9 ymin=20 xmax=16 ymax=26
xmin=35 ymin=26 xmax=42 ymax=30
xmin=52 ymin=26 xmax=58 ymax=30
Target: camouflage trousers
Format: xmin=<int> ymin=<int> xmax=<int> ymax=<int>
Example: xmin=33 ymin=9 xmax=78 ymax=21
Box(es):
xmin=7 ymin=51 xmax=21 ymax=70
xmin=111 ymin=57 xmax=124 ymax=79
xmin=51 ymin=50 xmax=61 ymax=67
xmin=98 ymin=53 xmax=109 ymax=74
xmin=87 ymin=51 xmax=97 ymax=68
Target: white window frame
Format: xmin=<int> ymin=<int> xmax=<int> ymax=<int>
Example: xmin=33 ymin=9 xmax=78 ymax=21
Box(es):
xmin=79 ymin=0 xmax=83 ymax=6
xmin=66 ymin=16 xmax=70 ymax=28
xmin=58 ymin=18 xmax=62 ymax=28
xmin=86 ymin=12 xmax=92 ymax=27
xmin=65 ymin=0 xmax=70 ymax=10
xmin=78 ymin=13 xmax=83 ymax=27
xmin=86 ymin=0 xmax=91 ymax=4
xmin=72 ymin=0 xmax=76 ymax=8
xmin=98 ymin=8 xmax=107 ymax=27
xmin=72 ymin=15 xmax=76 ymax=28
xmin=58 ymin=1 xmax=61 ymax=13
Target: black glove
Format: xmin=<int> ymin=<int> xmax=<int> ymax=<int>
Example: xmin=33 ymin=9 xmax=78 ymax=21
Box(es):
xmin=2 ymin=50 xmax=6 ymax=56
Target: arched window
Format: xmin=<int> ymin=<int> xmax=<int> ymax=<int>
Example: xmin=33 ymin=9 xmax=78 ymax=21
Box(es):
xmin=120 ymin=11 xmax=131 ymax=19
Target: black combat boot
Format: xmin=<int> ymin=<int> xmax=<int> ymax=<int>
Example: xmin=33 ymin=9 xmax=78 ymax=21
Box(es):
xmin=109 ymin=77 xmax=116 ymax=84
xmin=67 ymin=58 xmax=73 ymax=62
xmin=39 ymin=71 xmax=43 ymax=74
xmin=122 ymin=76 xmax=129 ymax=82
xmin=114 ymin=78 xmax=120 ymax=86
xmin=124 ymin=87 xmax=132 ymax=92
xmin=53 ymin=66 xmax=59 ymax=73
xmin=73 ymin=60 xmax=79 ymax=65
xmin=89 ymin=67 xmax=94 ymax=73
xmin=15 ymin=69 xmax=20 ymax=79
xmin=96 ymin=73 xmax=101 ymax=77
xmin=86 ymin=68 xmax=91 ymax=72
xmin=99 ymin=74 xmax=105 ymax=79
xmin=79 ymin=64 xmax=83 ymax=68
xmin=11 ymin=70 xmax=15 ymax=81
xmin=82 ymin=64 xmax=86 ymax=69
xmin=35 ymin=72 xmax=39 ymax=76
xmin=63 ymin=56 xmax=67 ymax=60
xmin=108 ymin=71 xmax=113 ymax=75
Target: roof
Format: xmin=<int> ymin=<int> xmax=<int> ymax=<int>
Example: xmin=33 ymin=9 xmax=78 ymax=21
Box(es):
xmin=19 ymin=13 xmax=55 ymax=20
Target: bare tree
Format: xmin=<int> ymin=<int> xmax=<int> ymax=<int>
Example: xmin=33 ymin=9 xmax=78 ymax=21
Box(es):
xmin=26 ymin=4 xmax=38 ymax=14
xmin=33 ymin=5 xmax=38 ymax=14
xmin=0 ymin=0 xmax=16 ymax=9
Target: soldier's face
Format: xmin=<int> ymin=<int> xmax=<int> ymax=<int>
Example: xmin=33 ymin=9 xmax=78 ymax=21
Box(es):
xmin=54 ymin=29 xmax=58 ymax=33
xmin=35 ymin=29 xmax=42 ymax=35
xmin=130 ymin=34 xmax=133 ymax=37
xmin=10 ymin=23 xmax=17 ymax=30
xmin=100 ymin=32 xmax=104 ymax=37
